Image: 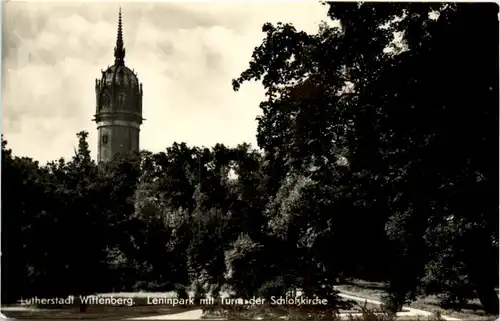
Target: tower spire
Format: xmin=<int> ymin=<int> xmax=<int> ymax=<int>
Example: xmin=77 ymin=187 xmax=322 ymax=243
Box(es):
xmin=114 ymin=7 xmax=125 ymax=66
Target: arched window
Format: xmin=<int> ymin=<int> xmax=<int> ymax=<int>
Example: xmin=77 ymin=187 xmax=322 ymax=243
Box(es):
xmin=117 ymin=92 xmax=127 ymax=109
xmin=101 ymin=92 xmax=110 ymax=108
xmin=102 ymin=134 xmax=108 ymax=145
xmin=118 ymin=69 xmax=126 ymax=85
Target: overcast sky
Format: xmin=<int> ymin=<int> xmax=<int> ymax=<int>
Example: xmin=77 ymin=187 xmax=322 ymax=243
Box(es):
xmin=2 ymin=0 xmax=328 ymax=163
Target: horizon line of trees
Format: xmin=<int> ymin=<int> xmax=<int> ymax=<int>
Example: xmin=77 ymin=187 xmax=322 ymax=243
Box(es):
xmin=2 ymin=1 xmax=498 ymax=316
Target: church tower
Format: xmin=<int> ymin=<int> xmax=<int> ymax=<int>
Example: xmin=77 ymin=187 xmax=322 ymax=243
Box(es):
xmin=94 ymin=8 xmax=143 ymax=163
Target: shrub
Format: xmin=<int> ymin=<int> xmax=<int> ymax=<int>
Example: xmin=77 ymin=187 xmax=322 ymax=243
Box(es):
xmin=192 ymin=280 xmax=207 ymax=304
xmin=175 ymin=283 xmax=189 ymax=303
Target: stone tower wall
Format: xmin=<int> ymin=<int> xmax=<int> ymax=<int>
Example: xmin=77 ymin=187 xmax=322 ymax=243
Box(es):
xmin=96 ymin=119 xmax=140 ymax=162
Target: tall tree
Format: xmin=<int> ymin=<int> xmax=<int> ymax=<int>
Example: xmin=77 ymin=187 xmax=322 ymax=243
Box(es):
xmin=233 ymin=2 xmax=498 ymax=314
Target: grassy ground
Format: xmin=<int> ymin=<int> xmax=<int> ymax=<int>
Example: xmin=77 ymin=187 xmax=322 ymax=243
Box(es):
xmin=3 ymin=304 xmax=198 ymax=319
xmin=335 ymin=279 xmax=499 ymax=321
xmin=201 ymin=302 xmax=382 ymax=321
xmin=4 ymin=284 xmax=498 ymax=320
xmin=1 ymin=293 xmax=197 ymax=320
xmin=200 ymin=280 xmax=499 ymax=321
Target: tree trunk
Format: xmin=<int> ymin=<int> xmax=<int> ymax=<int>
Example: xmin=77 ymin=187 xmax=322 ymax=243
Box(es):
xmin=475 ymin=285 xmax=499 ymax=315
xmin=466 ymin=242 xmax=499 ymax=315
xmin=79 ymin=302 xmax=88 ymax=313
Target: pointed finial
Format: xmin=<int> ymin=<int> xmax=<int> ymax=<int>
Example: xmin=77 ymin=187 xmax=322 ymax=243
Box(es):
xmin=114 ymin=7 xmax=125 ymax=65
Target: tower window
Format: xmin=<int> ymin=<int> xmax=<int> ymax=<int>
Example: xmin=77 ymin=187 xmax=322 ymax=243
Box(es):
xmin=102 ymin=134 xmax=108 ymax=145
